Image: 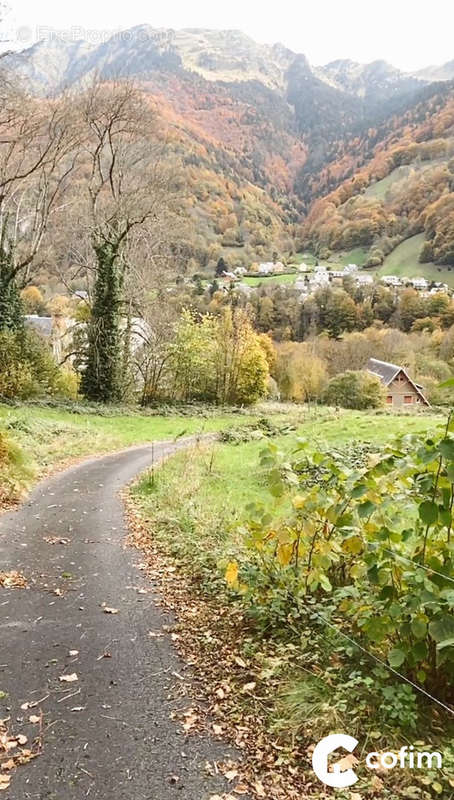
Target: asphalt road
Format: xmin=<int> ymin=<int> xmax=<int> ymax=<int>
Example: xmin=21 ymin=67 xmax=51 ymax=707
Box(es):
xmin=0 ymin=441 xmax=238 ymax=800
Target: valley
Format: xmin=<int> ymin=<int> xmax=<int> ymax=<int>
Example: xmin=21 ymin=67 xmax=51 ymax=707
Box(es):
xmin=4 ymin=27 xmax=454 ymax=284
xmin=1 ymin=18 xmax=454 ymax=800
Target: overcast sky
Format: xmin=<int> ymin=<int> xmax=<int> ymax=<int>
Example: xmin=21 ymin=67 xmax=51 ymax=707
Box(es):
xmin=5 ymin=0 xmax=454 ymax=71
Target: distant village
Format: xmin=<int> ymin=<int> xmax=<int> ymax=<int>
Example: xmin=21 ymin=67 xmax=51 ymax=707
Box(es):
xmin=217 ymin=260 xmax=451 ymax=300
xmin=23 ymin=258 xmax=452 ymax=366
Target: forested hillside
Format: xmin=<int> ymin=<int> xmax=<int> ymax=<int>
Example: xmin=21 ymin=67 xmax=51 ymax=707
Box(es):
xmin=302 ymin=83 xmax=454 ymax=267
xmin=2 ymin=25 xmax=454 ymax=287
xmin=5 ymin=27 xmax=454 ymax=277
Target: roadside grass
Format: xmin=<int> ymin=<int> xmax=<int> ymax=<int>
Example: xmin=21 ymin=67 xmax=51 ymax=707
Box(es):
xmin=134 ymin=407 xmax=446 ymax=534
xmin=0 ymin=400 xmax=311 ymax=504
xmin=130 ymin=406 xmax=454 ymax=797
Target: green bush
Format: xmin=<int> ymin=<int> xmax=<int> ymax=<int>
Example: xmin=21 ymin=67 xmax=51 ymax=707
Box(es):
xmin=322 ymin=370 xmax=384 ymax=409
xmin=0 ymin=329 xmax=79 ymax=400
xmin=231 ymin=426 xmax=454 ymax=704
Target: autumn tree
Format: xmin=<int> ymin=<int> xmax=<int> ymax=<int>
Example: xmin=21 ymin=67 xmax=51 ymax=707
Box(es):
xmin=322 ymin=370 xmax=384 ymax=409
xmin=79 ymin=81 xmax=181 ymax=402
xmin=0 ymin=77 xmax=79 ymax=331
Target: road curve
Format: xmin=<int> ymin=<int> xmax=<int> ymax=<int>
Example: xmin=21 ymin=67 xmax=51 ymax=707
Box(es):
xmin=0 ymin=440 xmax=237 ymax=800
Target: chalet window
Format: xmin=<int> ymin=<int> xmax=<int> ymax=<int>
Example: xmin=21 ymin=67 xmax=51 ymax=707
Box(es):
xmin=386 ymin=396 xmax=393 ymax=404
xmin=404 ymin=395 xmax=413 ymax=404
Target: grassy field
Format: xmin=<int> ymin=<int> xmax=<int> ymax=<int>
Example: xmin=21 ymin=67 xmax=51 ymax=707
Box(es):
xmin=242 ymin=272 xmax=297 ymax=286
xmin=134 ymin=407 xmax=446 ymax=530
xmin=373 ymin=233 xmax=454 ymax=287
xmin=0 ymin=402 xmax=299 ymax=504
xmin=293 ymin=252 xmax=317 ymax=266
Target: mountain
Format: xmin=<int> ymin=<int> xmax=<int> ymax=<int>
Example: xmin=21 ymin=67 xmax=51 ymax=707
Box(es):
xmin=415 ymin=60 xmax=454 ymax=83
xmin=316 ymin=59 xmax=427 ymax=105
xmin=3 ymin=26 xmax=454 ymax=274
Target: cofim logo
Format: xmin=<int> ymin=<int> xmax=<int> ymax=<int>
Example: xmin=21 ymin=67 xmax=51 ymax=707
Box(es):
xmin=312 ymin=734 xmax=443 ymax=789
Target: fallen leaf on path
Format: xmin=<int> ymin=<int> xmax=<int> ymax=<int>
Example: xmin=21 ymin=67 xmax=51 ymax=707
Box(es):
xmin=28 ymin=715 xmax=40 ymax=724
xmin=59 ymin=673 xmax=78 ymax=683
xmin=182 ymin=709 xmax=199 ymax=732
xmin=0 ymin=775 xmax=11 ymax=790
xmin=0 ymin=571 xmax=27 ymax=589
xmin=102 ymin=606 xmax=119 ymax=615
xmin=69 ymin=650 xmax=79 ymax=657
xmin=70 ymin=706 xmax=85 ymax=712
xmin=43 ymin=536 xmax=70 ymax=545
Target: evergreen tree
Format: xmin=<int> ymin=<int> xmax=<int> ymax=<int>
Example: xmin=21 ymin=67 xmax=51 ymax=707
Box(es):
xmin=215 ymin=257 xmax=227 ymax=277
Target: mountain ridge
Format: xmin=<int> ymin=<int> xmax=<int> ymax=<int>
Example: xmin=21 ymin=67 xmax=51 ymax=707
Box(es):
xmin=3 ymin=25 xmax=454 ymax=274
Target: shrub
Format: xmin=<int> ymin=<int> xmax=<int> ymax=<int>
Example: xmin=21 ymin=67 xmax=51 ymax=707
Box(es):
xmin=0 ymin=329 xmax=79 ymax=400
xmin=322 ymin=370 xmax=384 ymax=409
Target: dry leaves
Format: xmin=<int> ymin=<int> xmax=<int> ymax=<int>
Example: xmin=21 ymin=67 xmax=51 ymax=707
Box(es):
xmin=102 ymin=606 xmax=119 ymax=615
xmin=59 ymin=673 xmax=78 ymax=683
xmin=0 ymin=717 xmax=40 ymax=790
xmin=124 ymin=494 xmax=302 ymax=800
xmin=43 ymin=536 xmax=70 ymax=545
xmin=0 ymin=571 xmax=27 ymax=589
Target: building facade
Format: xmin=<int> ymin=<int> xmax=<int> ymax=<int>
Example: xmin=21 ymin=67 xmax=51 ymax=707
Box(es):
xmin=366 ymin=358 xmax=430 ymax=408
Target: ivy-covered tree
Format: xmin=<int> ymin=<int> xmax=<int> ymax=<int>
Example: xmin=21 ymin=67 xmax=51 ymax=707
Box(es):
xmin=79 ymin=81 xmax=180 ymax=402
xmin=0 ymin=245 xmax=23 ymax=332
xmin=81 ymin=241 xmax=124 ymax=402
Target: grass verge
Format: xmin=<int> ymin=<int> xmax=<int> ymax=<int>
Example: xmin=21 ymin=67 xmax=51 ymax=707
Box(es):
xmin=129 ymin=408 xmax=453 ymax=800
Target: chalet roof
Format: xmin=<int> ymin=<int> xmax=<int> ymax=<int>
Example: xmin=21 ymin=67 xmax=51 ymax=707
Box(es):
xmin=366 ymin=358 xmax=401 ymax=386
xmin=366 ymin=358 xmax=430 ymax=406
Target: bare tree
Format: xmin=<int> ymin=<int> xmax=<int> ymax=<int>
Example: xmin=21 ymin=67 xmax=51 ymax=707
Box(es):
xmin=78 ymin=80 xmax=183 ymax=402
xmin=0 ymin=76 xmax=80 ymax=329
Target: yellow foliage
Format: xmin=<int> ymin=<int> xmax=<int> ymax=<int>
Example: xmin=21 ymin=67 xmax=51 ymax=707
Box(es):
xmin=225 ymin=561 xmax=239 ymax=587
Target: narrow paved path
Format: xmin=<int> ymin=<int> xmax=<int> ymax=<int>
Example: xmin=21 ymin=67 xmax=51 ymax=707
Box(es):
xmin=0 ymin=441 xmax=237 ymax=800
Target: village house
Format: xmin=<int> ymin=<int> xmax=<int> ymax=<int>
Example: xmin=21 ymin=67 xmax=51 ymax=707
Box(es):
xmin=257 ymin=262 xmax=274 ymax=275
xmin=408 ymin=277 xmax=429 ymax=290
xmin=355 ymin=274 xmax=373 ymax=285
xmin=381 ymin=275 xmax=402 ymax=287
xmin=366 ymin=358 xmax=430 ymax=408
